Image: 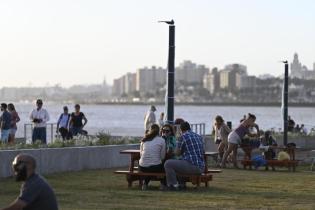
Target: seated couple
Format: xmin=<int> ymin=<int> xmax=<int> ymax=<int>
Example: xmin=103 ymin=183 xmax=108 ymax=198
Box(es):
xmin=139 ymin=121 xmax=205 ymax=190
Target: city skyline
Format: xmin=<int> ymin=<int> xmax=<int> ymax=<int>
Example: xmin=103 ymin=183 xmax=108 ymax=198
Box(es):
xmin=1 ymin=0 xmax=315 ymax=88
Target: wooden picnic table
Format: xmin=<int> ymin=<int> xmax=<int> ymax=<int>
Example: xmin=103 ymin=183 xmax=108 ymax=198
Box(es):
xmin=120 ymin=149 xmax=219 ymax=174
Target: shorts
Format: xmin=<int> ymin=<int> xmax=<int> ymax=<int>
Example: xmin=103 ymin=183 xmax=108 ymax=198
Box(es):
xmin=1 ymin=129 xmax=10 ymax=143
xmin=228 ymin=131 xmax=241 ymax=145
xmin=10 ymin=128 xmax=17 ymax=135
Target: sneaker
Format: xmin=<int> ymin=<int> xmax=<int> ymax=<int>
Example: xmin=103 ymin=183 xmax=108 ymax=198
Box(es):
xmin=142 ymin=184 xmax=148 ymax=191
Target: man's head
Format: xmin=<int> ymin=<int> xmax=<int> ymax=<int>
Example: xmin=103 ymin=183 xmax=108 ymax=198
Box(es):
xmin=150 ymin=105 xmax=156 ymax=112
xmin=36 ymin=99 xmax=43 ymax=109
xmin=180 ymin=121 xmax=191 ymax=133
xmin=1 ymin=103 xmax=7 ymax=111
xmin=63 ymin=106 xmax=69 ymax=114
xmin=12 ymin=154 xmax=37 ymax=182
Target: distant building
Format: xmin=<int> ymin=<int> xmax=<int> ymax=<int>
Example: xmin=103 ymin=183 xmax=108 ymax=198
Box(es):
xmin=112 ymin=72 xmax=137 ymax=96
xmin=136 ymin=66 xmax=166 ymax=93
xmin=124 ymin=73 xmax=137 ymax=94
xmin=176 ymin=60 xmax=209 ymax=85
xmin=219 ymin=64 xmax=247 ymax=90
xmin=112 ymin=76 xmax=125 ymax=96
xmin=290 ymin=53 xmax=315 ymax=80
xmin=237 ymin=75 xmax=256 ymax=89
xmin=203 ymin=68 xmax=220 ymax=94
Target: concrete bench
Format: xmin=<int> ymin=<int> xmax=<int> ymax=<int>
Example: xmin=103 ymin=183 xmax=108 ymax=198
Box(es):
xmin=114 ymin=170 xmax=213 ymax=188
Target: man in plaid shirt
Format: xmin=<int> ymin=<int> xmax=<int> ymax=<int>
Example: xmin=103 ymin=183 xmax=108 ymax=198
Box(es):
xmin=164 ymin=121 xmax=205 ymax=190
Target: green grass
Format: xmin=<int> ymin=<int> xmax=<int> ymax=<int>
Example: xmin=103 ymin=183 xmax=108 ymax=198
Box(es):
xmin=1 ymin=167 xmax=315 ymax=210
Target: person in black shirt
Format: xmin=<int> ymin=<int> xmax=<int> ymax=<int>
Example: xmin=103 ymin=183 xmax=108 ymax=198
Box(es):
xmin=69 ymin=104 xmax=88 ymax=136
xmin=0 ymin=154 xmax=58 ymax=210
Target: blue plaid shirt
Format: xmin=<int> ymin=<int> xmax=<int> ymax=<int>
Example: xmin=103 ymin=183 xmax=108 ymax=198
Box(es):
xmin=177 ymin=130 xmax=205 ymax=171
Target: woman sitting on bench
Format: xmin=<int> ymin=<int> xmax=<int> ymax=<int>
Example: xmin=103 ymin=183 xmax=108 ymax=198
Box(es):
xmin=161 ymin=124 xmax=177 ymax=160
xmin=139 ymin=124 xmax=166 ymax=190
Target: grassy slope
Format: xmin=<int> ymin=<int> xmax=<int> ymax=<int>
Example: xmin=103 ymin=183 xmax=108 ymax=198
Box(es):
xmin=0 ymin=167 xmax=314 ymax=210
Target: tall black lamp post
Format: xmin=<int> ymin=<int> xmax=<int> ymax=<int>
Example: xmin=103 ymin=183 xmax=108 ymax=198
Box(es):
xmin=159 ymin=20 xmax=175 ymax=124
xmin=282 ymin=61 xmax=289 ymax=145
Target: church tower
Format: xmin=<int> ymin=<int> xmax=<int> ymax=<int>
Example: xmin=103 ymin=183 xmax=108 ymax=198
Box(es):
xmin=290 ymin=53 xmax=302 ymax=78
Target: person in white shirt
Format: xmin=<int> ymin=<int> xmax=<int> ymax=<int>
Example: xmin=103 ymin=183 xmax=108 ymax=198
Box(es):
xmin=300 ymin=124 xmax=308 ymax=135
xmin=29 ymin=99 xmax=50 ymax=144
xmin=139 ymin=124 xmax=166 ymax=190
xmin=144 ymin=105 xmax=156 ymax=132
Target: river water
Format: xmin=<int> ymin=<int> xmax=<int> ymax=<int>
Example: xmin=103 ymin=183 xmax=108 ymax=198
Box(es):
xmin=10 ymin=103 xmax=315 ymax=138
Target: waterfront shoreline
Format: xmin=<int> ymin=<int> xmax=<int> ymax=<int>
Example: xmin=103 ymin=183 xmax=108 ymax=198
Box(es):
xmin=93 ymin=101 xmax=315 ymax=107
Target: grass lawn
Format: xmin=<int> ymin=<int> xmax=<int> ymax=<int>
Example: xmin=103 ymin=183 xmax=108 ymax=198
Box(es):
xmin=1 ymin=167 xmax=314 ymax=210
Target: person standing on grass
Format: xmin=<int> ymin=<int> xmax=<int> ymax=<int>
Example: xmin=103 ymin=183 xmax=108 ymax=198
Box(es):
xmin=69 ymin=104 xmax=88 ymax=136
xmin=220 ymin=113 xmax=259 ymax=168
xmin=139 ymin=124 xmax=166 ymax=190
xmin=213 ymin=115 xmax=231 ymax=163
xmin=8 ymin=103 xmax=20 ymax=144
xmin=56 ymin=106 xmax=71 ymax=140
xmin=0 ymin=103 xmax=12 ymax=144
xmin=158 ymin=112 xmax=165 ymax=128
xmin=0 ymin=153 xmax=58 ymax=210
xmin=29 ymin=99 xmax=50 ymax=144
xmin=144 ymin=105 xmax=156 ymax=133
xmin=164 ymin=121 xmax=205 ymax=190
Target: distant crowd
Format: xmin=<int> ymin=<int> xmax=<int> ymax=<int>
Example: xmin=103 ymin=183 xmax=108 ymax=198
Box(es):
xmin=0 ymin=99 xmax=88 ymax=144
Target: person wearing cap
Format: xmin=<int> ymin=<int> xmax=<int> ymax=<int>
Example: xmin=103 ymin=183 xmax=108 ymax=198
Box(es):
xmin=144 ymin=105 xmax=157 ymax=132
xmin=0 ymin=103 xmax=12 ymax=143
xmin=29 ymin=99 xmax=50 ymax=144
xmin=56 ymin=106 xmax=71 ymax=140
xmin=0 ymin=153 xmax=58 ymax=210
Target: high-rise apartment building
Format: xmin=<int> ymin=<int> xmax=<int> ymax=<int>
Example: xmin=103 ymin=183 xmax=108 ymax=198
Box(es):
xmin=176 ymin=60 xmax=209 ymax=85
xmin=136 ymin=66 xmax=166 ymax=93
xmin=219 ymin=64 xmax=247 ymax=90
xmin=203 ymin=68 xmax=220 ymax=94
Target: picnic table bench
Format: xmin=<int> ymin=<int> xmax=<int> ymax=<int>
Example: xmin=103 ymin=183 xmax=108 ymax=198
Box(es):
xmin=241 ymin=145 xmax=299 ymax=171
xmin=115 ymin=149 xmax=221 ymax=188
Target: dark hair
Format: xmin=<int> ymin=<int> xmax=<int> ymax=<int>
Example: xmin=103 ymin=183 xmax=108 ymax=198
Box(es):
xmin=215 ymin=115 xmax=224 ymax=123
xmin=180 ymin=121 xmax=191 ymax=132
xmin=36 ymin=99 xmax=43 ymax=104
xmin=161 ymin=124 xmax=175 ymax=136
xmin=75 ymin=104 xmax=80 ymax=109
xmin=174 ymin=118 xmax=185 ymax=125
xmin=246 ymin=113 xmax=256 ymax=121
xmin=8 ymin=103 xmax=15 ymax=111
xmin=142 ymin=124 xmax=160 ymax=142
xmin=63 ymin=106 xmax=68 ymax=110
xmin=1 ymin=103 xmax=7 ymax=109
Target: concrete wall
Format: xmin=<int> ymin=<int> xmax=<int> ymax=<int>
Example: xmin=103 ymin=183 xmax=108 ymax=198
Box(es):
xmin=0 ymin=144 xmax=139 ymax=178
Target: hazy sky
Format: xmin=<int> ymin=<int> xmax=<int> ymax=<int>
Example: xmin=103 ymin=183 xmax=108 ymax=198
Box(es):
xmin=0 ymin=0 xmax=314 ymax=87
